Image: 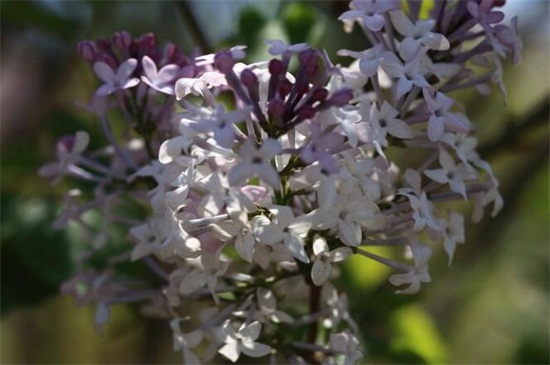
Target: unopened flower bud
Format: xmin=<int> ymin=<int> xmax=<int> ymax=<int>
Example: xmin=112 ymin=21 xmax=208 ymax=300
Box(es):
xmin=326 ymin=89 xmax=353 ymax=107
xmin=268 ymin=59 xmax=285 ymax=76
xmin=77 ymin=41 xmax=95 ymax=62
xmin=214 ymin=51 xmax=235 ymax=74
xmin=113 ymin=31 xmax=132 ymax=50
xmin=240 ymin=68 xmax=258 ymax=88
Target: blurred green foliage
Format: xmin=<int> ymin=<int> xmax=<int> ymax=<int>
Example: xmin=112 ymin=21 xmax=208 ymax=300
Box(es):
xmin=1 ymin=1 xmax=548 ymax=364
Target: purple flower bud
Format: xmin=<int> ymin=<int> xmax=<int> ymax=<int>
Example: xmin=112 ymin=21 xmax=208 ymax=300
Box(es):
xmin=297 ymin=105 xmax=315 ymax=120
xmin=164 ymin=43 xmax=181 ymax=64
xmin=277 ymin=79 xmax=292 ymax=97
xmin=298 ymin=50 xmax=320 ymax=79
xmin=311 ymin=88 xmax=329 ymax=103
xmin=268 ymin=98 xmax=285 ymax=117
xmin=268 ymin=59 xmax=285 ymax=76
xmin=298 ymin=49 xmax=317 ymax=67
xmin=327 ymin=89 xmax=353 ymax=107
xmin=113 ymin=31 xmax=132 ymax=50
xmin=240 ymin=69 xmax=258 ymax=88
xmin=137 ymin=33 xmax=157 ymax=49
xmin=296 ymin=83 xmax=310 ymax=96
xmin=77 ymin=41 xmax=95 ymax=62
xmin=95 ymin=38 xmax=111 ymax=51
xmin=214 ymin=51 xmax=235 ymax=74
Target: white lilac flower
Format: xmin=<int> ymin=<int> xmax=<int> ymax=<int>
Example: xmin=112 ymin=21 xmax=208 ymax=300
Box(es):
xmin=439 ymin=211 xmax=465 ymax=265
xmin=340 ymin=154 xmax=381 ymax=201
xmin=402 ymin=191 xmax=441 ymax=232
xmin=316 ymin=106 xmax=361 ymax=149
xmin=440 ymin=132 xmax=478 ymax=165
xmin=210 ymin=210 xmax=257 ymax=262
xmin=321 ymin=283 xmax=357 ymax=332
xmin=255 ymin=288 xmax=293 ymax=324
xmin=227 ymin=138 xmax=282 ymax=190
xmin=179 ymin=251 xmax=231 ymax=303
xmin=253 ymin=206 xmax=311 ymax=263
xmin=389 ymin=10 xmax=450 ymax=61
xmin=266 ymin=39 xmax=310 ymax=56
xmin=339 ymin=0 xmax=400 ymax=32
xmin=130 ymin=220 xmax=160 ymax=261
xmin=154 ymin=209 xmax=202 ymax=261
xmin=338 ymin=44 xmax=397 ymax=78
xmin=424 ymin=147 xmax=477 ymax=199
xmin=311 ymin=236 xmax=353 ymax=286
xmin=170 ymin=319 xmax=203 ymax=364
xmin=359 ymin=101 xmax=413 ymax=152
xmin=158 ymin=135 xmax=195 ymax=165
xmin=423 ymin=88 xmax=471 ymax=141
xmin=389 ymin=243 xmax=432 ymax=294
xmin=93 ymin=58 xmax=140 ymax=96
xmin=329 ymin=330 xmax=363 ymax=365
xmin=299 ymin=122 xmax=344 ymax=174
xmin=382 ymin=51 xmax=430 ymax=99
xmin=186 ymin=105 xmax=246 ymax=149
xmin=217 ymin=320 xmax=271 ymax=362
xmin=195 ymin=171 xmax=230 ymax=217
xmin=38 ymin=131 xmax=90 ymax=182
xmin=309 ymin=189 xmax=380 ymax=247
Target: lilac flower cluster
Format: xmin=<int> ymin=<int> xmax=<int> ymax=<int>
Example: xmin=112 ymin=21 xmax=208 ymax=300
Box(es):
xmin=41 ymin=1 xmax=521 ymax=363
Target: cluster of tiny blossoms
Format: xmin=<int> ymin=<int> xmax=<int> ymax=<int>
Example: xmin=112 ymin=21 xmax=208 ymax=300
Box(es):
xmin=41 ymin=1 xmax=521 ymax=363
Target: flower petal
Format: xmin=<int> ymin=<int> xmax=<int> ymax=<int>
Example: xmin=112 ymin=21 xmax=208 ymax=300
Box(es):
xmin=240 ymin=340 xmax=272 ymax=358
xmin=311 ymin=258 xmax=331 ymax=286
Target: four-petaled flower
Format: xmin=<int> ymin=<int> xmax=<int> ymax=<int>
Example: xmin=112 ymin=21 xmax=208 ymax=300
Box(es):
xmin=227 ymin=138 xmax=282 ymax=190
xmin=389 ymin=243 xmax=432 ymax=294
xmin=217 ymin=320 xmax=271 ymax=362
xmin=140 ymin=55 xmax=180 ymax=94
xmin=311 ymin=236 xmax=353 ymax=286
xmin=93 ymin=58 xmax=140 ymax=96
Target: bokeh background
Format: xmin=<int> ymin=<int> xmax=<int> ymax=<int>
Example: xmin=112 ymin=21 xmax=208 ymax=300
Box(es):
xmin=1 ymin=1 xmax=548 ymax=364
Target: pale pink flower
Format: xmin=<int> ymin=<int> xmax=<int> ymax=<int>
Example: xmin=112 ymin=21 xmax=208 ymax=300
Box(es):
xmin=93 ymin=58 xmax=139 ymax=96
xmin=140 ymin=55 xmax=180 ymax=94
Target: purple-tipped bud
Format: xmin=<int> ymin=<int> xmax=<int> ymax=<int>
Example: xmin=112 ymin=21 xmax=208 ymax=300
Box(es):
xmin=296 ymin=83 xmax=310 ymax=96
xmin=137 ymin=33 xmax=157 ymax=49
xmin=164 ymin=43 xmax=181 ymax=64
xmin=327 ymin=89 xmax=353 ymax=107
xmin=297 ymin=105 xmax=315 ymax=120
xmin=240 ymin=69 xmax=258 ymax=88
xmin=113 ymin=31 xmax=132 ymax=50
xmin=277 ymin=79 xmax=292 ymax=97
xmin=268 ymin=98 xmax=286 ymax=117
xmin=268 ymin=59 xmax=285 ymax=76
xmin=77 ymin=41 xmax=95 ymax=62
xmin=214 ymin=51 xmax=235 ymax=74
xmin=311 ymin=88 xmax=329 ymax=103
xmin=298 ymin=50 xmax=320 ymax=79
xmin=298 ymin=49 xmax=317 ymax=67
xmin=96 ymin=38 xmax=111 ymax=51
